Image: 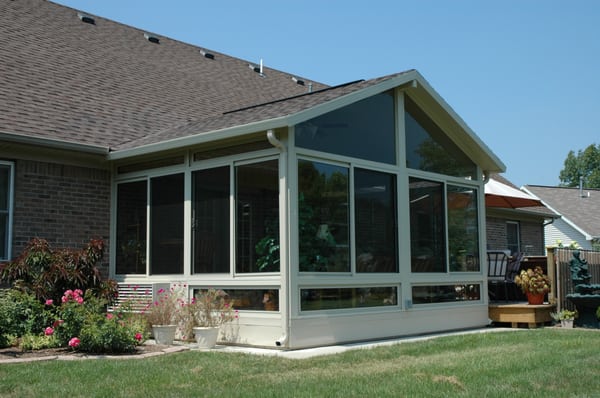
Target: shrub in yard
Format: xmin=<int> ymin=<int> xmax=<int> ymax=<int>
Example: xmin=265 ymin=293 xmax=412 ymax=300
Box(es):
xmin=52 ymin=289 xmax=146 ymax=353
xmin=0 ymin=289 xmax=53 ymax=345
xmin=0 ymin=238 xmax=118 ymax=305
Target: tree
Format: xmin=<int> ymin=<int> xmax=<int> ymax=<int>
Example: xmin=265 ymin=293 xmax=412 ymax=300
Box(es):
xmin=559 ymin=144 xmax=600 ymax=188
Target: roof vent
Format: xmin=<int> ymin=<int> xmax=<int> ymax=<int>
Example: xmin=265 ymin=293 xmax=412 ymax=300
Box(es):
xmin=77 ymin=12 xmax=95 ymax=25
xmin=292 ymin=77 xmax=305 ymax=86
xmin=248 ymin=59 xmax=265 ymax=77
xmin=200 ymin=50 xmax=215 ymax=59
xmin=143 ymin=33 xmax=160 ymax=44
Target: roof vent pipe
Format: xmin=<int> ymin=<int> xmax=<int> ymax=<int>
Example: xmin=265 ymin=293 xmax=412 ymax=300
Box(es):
xmin=580 ymin=176 xmax=584 ymax=198
xmin=308 ymin=82 xmax=313 ymax=93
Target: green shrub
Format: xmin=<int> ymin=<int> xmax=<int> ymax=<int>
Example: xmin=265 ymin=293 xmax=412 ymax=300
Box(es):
xmin=20 ymin=334 xmax=60 ymax=351
xmin=0 ymin=289 xmax=53 ymax=338
xmin=78 ymin=314 xmax=144 ymax=353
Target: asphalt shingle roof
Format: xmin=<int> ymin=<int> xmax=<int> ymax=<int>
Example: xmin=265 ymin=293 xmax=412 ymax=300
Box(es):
xmin=0 ymin=0 xmax=330 ymax=150
xmin=524 ymin=185 xmax=600 ymax=238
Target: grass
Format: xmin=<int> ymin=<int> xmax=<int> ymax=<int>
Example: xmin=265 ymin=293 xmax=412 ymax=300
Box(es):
xmin=1 ymin=328 xmax=599 ymax=397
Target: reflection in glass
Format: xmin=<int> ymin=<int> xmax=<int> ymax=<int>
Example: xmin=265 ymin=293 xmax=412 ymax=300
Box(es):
xmin=412 ymin=284 xmax=481 ymax=304
xmin=447 ymin=185 xmax=479 ymax=272
xmin=355 ymin=168 xmax=398 ymax=272
xmin=409 ymin=178 xmax=446 ymax=273
xmin=150 ymin=174 xmax=184 ymax=274
xmin=192 ymin=167 xmax=230 ymax=273
xmin=295 ymin=92 xmax=396 ymax=164
xmin=192 ymin=288 xmax=279 ymax=311
xmin=0 ymin=165 xmax=8 ymax=260
xmin=236 ymin=160 xmax=279 ymax=273
xmin=116 ymin=180 xmax=147 ymax=274
xmin=298 ymin=160 xmax=349 ymax=272
xmin=301 ymin=286 xmax=397 ymax=311
xmin=405 ymin=97 xmax=476 ymax=178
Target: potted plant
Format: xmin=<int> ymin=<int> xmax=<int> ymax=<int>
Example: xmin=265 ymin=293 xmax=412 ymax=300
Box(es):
xmin=185 ymin=288 xmax=238 ymax=348
xmin=142 ymin=286 xmax=184 ymax=345
xmin=551 ymin=309 xmax=578 ymax=328
xmin=514 ymin=266 xmax=551 ymax=305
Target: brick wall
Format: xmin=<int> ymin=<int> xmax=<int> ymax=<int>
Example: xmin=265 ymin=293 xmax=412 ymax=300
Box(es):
xmin=485 ymin=216 xmax=545 ymax=256
xmin=11 ymin=159 xmax=111 ymax=275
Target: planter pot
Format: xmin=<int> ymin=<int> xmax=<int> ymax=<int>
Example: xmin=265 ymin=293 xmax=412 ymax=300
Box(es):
xmin=561 ymin=319 xmax=574 ymax=328
xmin=152 ymin=325 xmax=177 ymax=345
xmin=193 ymin=326 xmax=220 ymax=349
xmin=526 ymin=292 xmax=545 ymax=305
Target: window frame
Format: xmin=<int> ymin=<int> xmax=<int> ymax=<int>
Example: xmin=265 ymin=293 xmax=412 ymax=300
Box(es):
xmin=0 ymin=161 xmax=14 ymax=261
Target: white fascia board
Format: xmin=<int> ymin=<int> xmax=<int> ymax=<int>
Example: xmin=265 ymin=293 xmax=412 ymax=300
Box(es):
xmin=107 ymin=117 xmax=289 ymax=160
xmin=0 ymin=130 xmax=109 ymax=155
xmin=405 ymin=71 xmax=506 ymax=174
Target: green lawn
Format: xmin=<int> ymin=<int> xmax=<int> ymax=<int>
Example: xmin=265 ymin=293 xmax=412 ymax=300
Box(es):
xmin=1 ymin=328 xmax=599 ymax=397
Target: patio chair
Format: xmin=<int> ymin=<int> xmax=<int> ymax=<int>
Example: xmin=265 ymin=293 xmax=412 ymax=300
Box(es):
xmin=504 ymin=253 xmax=524 ymax=301
xmin=487 ymin=250 xmax=510 ymax=301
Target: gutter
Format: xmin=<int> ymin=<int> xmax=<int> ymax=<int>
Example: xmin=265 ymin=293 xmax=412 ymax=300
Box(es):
xmin=0 ymin=130 xmax=109 ymax=155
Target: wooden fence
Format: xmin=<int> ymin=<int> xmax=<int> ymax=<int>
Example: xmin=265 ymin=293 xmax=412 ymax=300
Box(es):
xmin=551 ymin=247 xmax=600 ymax=311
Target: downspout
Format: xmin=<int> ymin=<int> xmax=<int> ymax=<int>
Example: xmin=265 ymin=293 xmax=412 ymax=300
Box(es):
xmin=267 ymin=129 xmax=289 ymax=347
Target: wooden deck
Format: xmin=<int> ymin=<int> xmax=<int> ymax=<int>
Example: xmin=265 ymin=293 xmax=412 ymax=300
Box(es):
xmin=488 ymin=303 xmax=555 ymax=328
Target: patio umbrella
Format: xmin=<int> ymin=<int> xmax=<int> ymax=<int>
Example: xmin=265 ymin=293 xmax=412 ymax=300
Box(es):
xmin=485 ymin=178 xmax=544 ymax=208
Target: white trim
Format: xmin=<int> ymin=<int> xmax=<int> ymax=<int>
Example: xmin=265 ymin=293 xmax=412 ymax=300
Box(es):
xmin=0 ymin=130 xmax=108 ymax=155
xmin=0 ymin=161 xmax=14 ymax=261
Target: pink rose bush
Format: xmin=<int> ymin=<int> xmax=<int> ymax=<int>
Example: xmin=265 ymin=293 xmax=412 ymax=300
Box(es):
xmin=47 ymin=289 xmax=147 ymax=353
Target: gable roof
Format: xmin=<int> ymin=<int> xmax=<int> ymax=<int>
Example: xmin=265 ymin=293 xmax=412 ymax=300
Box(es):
xmin=0 ymin=0 xmax=505 ymax=174
xmin=523 ymin=185 xmax=600 ymax=240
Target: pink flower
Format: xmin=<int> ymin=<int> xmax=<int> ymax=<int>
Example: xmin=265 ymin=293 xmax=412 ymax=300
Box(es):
xmin=45 ymin=299 xmax=54 ymax=306
xmin=75 ymin=296 xmax=84 ymax=304
xmin=53 ymin=319 xmax=64 ymax=328
xmin=74 ymin=289 xmax=83 ymax=297
xmin=157 ymin=288 xmax=165 ymax=294
xmin=44 ymin=327 xmax=54 ymax=336
xmin=106 ymin=313 xmax=114 ymax=320
xmin=134 ymin=332 xmax=143 ymax=341
xmin=68 ymin=337 xmax=80 ymax=348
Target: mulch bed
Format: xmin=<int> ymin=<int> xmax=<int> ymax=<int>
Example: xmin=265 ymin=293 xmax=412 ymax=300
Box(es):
xmin=0 ymin=343 xmax=171 ymax=360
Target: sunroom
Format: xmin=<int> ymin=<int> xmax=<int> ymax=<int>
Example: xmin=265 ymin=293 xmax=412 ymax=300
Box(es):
xmin=109 ymin=71 xmax=505 ymax=349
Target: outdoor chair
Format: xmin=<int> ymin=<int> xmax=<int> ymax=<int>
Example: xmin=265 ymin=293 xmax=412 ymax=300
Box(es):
xmin=487 ymin=250 xmax=510 ymax=301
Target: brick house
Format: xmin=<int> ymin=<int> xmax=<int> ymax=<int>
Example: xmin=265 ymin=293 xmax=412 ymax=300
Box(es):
xmin=1 ymin=0 xmax=508 ymax=348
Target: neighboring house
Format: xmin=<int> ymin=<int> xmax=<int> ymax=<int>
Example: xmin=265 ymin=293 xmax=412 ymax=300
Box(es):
xmin=0 ymin=0 xmax=506 ymax=348
xmin=486 ymin=174 xmax=555 ymax=256
xmin=523 ymin=185 xmax=600 ymax=251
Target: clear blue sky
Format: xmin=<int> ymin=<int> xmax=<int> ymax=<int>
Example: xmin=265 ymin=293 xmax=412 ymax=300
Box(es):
xmin=52 ymin=0 xmax=600 ymax=187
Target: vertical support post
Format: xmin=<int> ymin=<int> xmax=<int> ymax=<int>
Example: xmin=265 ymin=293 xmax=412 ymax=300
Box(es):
xmin=546 ymin=246 xmax=557 ymax=309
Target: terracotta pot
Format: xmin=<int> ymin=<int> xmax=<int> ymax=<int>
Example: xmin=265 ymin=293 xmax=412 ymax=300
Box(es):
xmin=526 ymin=292 xmax=545 ymax=305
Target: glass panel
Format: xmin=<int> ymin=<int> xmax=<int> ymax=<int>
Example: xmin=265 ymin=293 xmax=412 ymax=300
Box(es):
xmin=0 ymin=166 xmax=8 ymax=210
xmin=355 ymin=168 xmax=398 ymax=272
xmin=150 ymin=174 xmax=184 ymax=274
xmin=409 ymin=178 xmax=446 ymax=273
xmin=447 ymin=185 xmax=480 ymax=272
xmin=193 ymin=288 xmax=279 ymax=311
xmin=0 ymin=214 xmax=6 ymax=260
xmin=506 ymin=222 xmax=520 ymax=256
xmin=295 ymin=91 xmax=396 ymax=164
xmin=301 ymin=286 xmax=397 ymax=311
xmin=404 ymin=97 xmax=477 ymax=178
xmin=412 ymin=284 xmax=481 ymax=304
xmin=192 ymin=167 xmax=230 ymax=273
xmin=115 ymin=181 xmax=147 ymax=274
xmin=236 ymin=160 xmax=279 ymax=273
xmin=298 ymin=160 xmax=349 ymax=272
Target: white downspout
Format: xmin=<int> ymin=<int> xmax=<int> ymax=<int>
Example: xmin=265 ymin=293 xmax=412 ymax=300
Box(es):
xmin=267 ymin=129 xmax=289 ymax=347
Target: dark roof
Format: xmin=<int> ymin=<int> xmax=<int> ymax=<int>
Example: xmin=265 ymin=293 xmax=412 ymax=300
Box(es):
xmin=0 ymin=0 xmax=506 ymax=174
xmin=0 ymin=0 xmax=328 ymax=150
xmin=524 ymin=185 xmax=600 ymax=238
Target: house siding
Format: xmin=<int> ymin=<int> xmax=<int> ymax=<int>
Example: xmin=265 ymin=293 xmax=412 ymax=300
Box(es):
xmin=11 ymin=159 xmax=111 ymax=275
